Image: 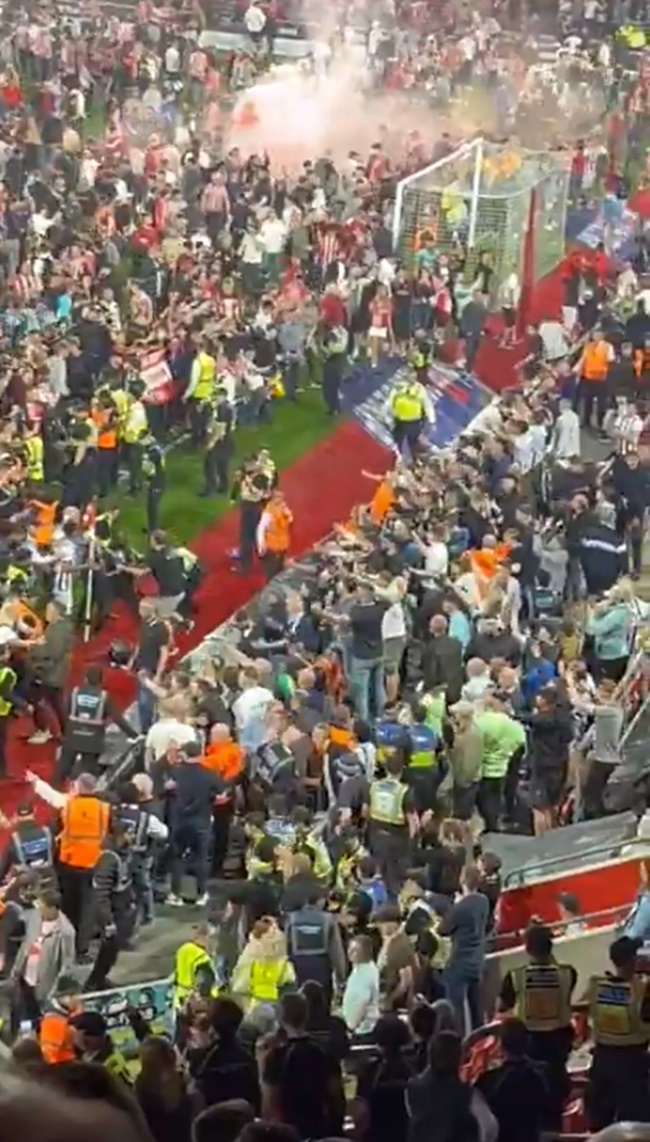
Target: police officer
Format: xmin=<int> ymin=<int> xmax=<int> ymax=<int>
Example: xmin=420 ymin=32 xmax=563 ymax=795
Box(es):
xmin=58 ymin=664 xmax=138 ymax=782
xmin=499 ymin=923 xmax=576 ymax=1129
xmin=173 ymin=921 xmax=219 ymax=1010
xmin=405 ymin=704 xmax=442 ymax=814
xmin=121 ymin=379 xmax=148 ymax=495
xmin=185 ymin=337 xmax=217 ymax=446
xmin=85 ymin=821 xmax=136 ymax=993
xmin=22 ymin=424 xmax=45 ymax=484
xmin=233 ymin=455 xmax=271 ymax=574
xmin=285 ymin=887 xmax=347 ymax=1007
xmin=142 ymin=434 xmax=166 ymax=534
xmin=0 ymin=803 xmax=54 ymax=882
xmin=115 ymin=780 xmax=168 ymax=928
xmin=69 ymin=1011 xmax=132 ymax=1083
xmin=200 ymin=384 xmax=234 ymax=497
xmin=385 ymin=373 xmax=433 ymax=457
xmin=365 ymin=750 xmax=418 ymax=898
xmin=583 ymin=935 xmax=650 ymax=1130
xmin=0 ymin=644 xmax=23 ymax=778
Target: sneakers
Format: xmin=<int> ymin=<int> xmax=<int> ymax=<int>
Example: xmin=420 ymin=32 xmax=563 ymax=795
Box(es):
xmin=27 ymin=730 xmax=52 ymax=745
xmin=165 ymin=893 xmax=184 ymax=907
xmin=196 ymin=892 xmax=209 ymax=907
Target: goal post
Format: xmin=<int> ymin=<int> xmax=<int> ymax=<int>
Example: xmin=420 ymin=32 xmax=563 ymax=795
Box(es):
xmin=392 ymin=139 xmax=570 ymax=298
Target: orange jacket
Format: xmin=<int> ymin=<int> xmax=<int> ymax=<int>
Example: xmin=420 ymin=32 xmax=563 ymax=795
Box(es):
xmin=58 ymin=796 xmax=110 ymax=870
xmin=370 ymin=480 xmax=395 ymax=524
xmin=634 ymin=348 xmax=650 ymax=377
xmin=93 ymin=409 xmax=117 ymax=450
xmin=39 ymin=1006 xmax=80 ymax=1063
xmin=201 ymin=740 xmax=244 ymax=783
xmin=30 ymin=500 xmax=58 ymax=548
xmin=581 ymin=341 xmax=610 ymax=381
xmin=265 ymin=503 xmax=292 ymax=553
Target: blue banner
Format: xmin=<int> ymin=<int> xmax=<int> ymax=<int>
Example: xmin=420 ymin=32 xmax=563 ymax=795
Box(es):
xmin=575 ymin=202 xmax=639 ymax=260
xmin=83 ymin=978 xmax=173 ymax=1054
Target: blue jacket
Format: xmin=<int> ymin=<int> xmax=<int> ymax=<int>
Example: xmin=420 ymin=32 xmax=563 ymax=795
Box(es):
xmin=588 ymin=602 xmax=632 ymax=661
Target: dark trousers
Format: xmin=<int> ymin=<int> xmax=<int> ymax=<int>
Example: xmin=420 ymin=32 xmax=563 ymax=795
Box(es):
xmin=10 ymin=978 xmax=42 ymax=1036
xmin=262 ymin=550 xmax=286 ymax=581
xmin=583 ymin=759 xmax=616 ymax=819
xmin=239 ymin=502 xmax=261 ymax=572
xmin=322 ymin=357 xmax=342 ymax=414
xmin=32 ymin=682 xmax=67 ymax=735
xmin=575 ymin=378 xmax=608 ymax=429
xmin=504 ymin=745 xmax=526 ymax=820
xmin=58 ymin=865 xmax=93 ymax=956
xmin=147 ymin=485 xmax=163 ymax=533
xmin=189 ymin=401 xmax=210 ymax=447
xmin=124 ymin=442 xmax=143 ymax=493
xmin=96 ymin=448 xmax=117 ymax=497
xmin=203 ymin=444 xmax=230 ymax=494
xmin=84 ymin=909 xmax=135 ymax=993
xmin=586 ymin=1045 xmax=650 ymax=1131
xmin=211 ymin=801 xmax=233 ymax=877
xmin=478 ymin=776 xmax=504 ymax=832
xmin=444 ymin=965 xmax=482 ymax=1035
xmin=170 ymin=823 xmax=210 ymax=898
xmin=0 ymin=713 xmax=10 ymax=777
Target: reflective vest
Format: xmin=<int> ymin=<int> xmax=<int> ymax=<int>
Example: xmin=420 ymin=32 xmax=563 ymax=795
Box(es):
xmin=92 ymin=848 xmax=132 ymax=895
xmin=265 ymin=504 xmax=291 ymax=553
xmin=511 ymin=962 xmax=574 ymax=1032
xmin=589 ymin=974 xmax=650 ymax=1047
xmin=173 ymin=941 xmax=216 ymax=1009
xmin=58 ymin=796 xmax=110 ymax=869
xmin=0 ymin=666 xmax=17 ymax=716
xmin=68 ymin=686 xmax=108 ymax=754
xmin=117 ymin=804 xmax=149 ymax=853
xmin=39 ymin=1004 xmax=79 ymax=1063
xmin=376 ymin=720 xmax=408 ymax=767
xmin=122 ymin=400 xmax=148 ymax=443
xmin=287 ymin=907 xmax=328 ymax=959
xmin=409 ymin=724 xmax=437 ymax=769
xmin=582 ymin=342 xmax=609 ymax=382
xmin=112 ymin=389 xmax=131 ymax=438
xmin=390 ymin=384 xmax=424 ymax=422
xmin=12 ymin=825 xmax=53 ymax=870
xmin=368 ymin=777 xmax=407 ymax=826
xmin=193 ymin=352 xmax=216 ymax=401
xmin=25 ymin=436 xmax=44 ymax=482
xmin=250 ymin=957 xmax=291 ymax=1003
xmin=104 ymin=1047 xmax=133 ymax=1084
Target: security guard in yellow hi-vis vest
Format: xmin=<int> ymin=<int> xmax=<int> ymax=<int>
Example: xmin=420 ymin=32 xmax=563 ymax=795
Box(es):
xmin=499 ymin=922 xmax=576 ymax=1130
xmin=184 ymin=338 xmax=217 ymax=447
xmin=384 ymin=374 xmax=433 ymax=459
xmin=582 ymin=935 xmax=650 ymax=1130
xmin=173 ymin=921 xmax=219 ymax=1010
xmin=365 ymin=751 xmax=417 ymax=897
xmin=23 ymin=428 xmax=44 ymax=483
xmin=0 ymin=646 xmax=20 ymax=779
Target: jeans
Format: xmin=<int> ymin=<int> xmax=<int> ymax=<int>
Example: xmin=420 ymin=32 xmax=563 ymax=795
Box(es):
xmin=137 ymin=681 xmax=157 ymax=735
xmin=444 ymin=964 xmax=483 ymax=1036
xmin=348 ymin=656 xmax=385 ymax=721
xmin=170 ymin=822 xmax=210 ymax=897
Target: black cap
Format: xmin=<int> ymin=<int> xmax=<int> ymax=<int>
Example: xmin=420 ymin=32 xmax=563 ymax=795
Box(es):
xmin=69 ymin=1010 xmax=108 ymax=1037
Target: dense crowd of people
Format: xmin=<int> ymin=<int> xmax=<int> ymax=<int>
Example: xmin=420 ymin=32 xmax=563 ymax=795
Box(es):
xmin=0 ymin=0 xmax=648 ymax=1138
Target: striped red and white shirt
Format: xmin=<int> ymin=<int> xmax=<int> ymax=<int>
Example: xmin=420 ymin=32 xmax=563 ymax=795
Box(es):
xmin=201 ymin=182 xmax=229 ymax=215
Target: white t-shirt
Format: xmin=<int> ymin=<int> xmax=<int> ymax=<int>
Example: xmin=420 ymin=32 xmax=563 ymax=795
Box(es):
xmin=233 ymin=685 xmax=273 ymax=750
xmin=259 ymin=218 xmax=288 ymax=255
xmin=24 ymin=919 xmax=57 ymax=987
xmin=145 ymin=718 xmax=198 ymax=766
xmin=382 ymin=601 xmax=406 ymax=640
xmin=425 ymin=541 xmax=449 ymax=579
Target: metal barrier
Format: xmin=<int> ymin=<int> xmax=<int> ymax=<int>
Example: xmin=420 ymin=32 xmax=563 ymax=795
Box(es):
xmin=502 ymin=834 xmax=645 ymax=890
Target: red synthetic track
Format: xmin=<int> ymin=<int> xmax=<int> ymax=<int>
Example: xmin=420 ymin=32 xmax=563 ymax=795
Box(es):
xmin=0 ymin=419 xmax=390 ymax=834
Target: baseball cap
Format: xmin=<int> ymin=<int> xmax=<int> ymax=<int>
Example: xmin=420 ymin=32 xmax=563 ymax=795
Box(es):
xmin=69 ymin=1011 xmax=108 ymax=1037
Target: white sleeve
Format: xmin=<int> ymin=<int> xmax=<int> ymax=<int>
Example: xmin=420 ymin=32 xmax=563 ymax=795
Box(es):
xmin=146 ymin=813 xmax=169 ymax=840
xmin=33 ymin=777 xmax=67 ymax=810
